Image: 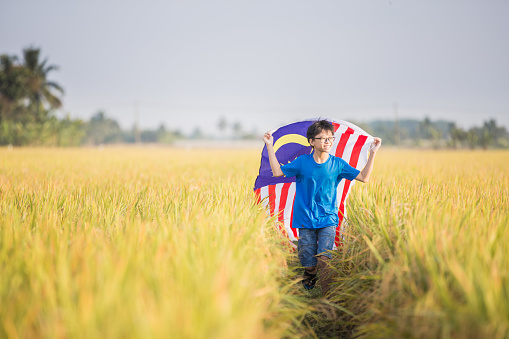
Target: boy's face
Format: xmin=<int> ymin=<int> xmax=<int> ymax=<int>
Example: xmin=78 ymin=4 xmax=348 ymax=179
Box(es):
xmin=309 ymin=130 xmax=334 ymax=153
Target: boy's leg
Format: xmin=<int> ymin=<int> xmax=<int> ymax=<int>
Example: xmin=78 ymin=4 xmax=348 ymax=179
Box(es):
xmin=305 ymin=265 xmax=317 ymax=275
xmin=316 ymin=226 xmax=337 ymax=296
xmin=298 ymin=228 xmax=318 ymax=289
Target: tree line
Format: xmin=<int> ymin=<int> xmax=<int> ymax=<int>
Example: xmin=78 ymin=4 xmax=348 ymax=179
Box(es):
xmin=1 ymin=47 xmax=508 ymax=148
xmin=361 ymin=117 xmax=509 ymax=149
xmin=0 ymin=47 xmax=256 ymax=146
xmin=0 ymin=47 xmax=81 ymax=146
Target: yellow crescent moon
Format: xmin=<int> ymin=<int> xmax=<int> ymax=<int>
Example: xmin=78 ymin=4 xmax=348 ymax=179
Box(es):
xmin=273 ymin=134 xmax=309 ymax=152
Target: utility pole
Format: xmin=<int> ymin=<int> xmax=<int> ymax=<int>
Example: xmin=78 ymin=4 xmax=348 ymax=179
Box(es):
xmin=134 ymin=101 xmax=141 ymax=144
xmin=393 ymin=102 xmax=400 ymax=147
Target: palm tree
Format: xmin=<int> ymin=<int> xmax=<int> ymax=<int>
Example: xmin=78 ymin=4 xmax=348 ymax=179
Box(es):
xmin=22 ymin=47 xmax=64 ymax=120
xmin=0 ymin=54 xmax=27 ymax=120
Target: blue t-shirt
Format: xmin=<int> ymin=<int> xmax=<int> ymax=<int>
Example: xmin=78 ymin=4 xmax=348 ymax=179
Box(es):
xmin=280 ymin=153 xmax=360 ymax=229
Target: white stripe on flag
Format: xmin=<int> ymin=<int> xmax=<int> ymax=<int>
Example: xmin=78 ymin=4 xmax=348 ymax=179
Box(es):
xmin=284 ymin=183 xmax=297 ymax=241
xmin=260 ymin=185 xmax=269 ymax=210
xmin=358 ymin=138 xmax=374 ymax=169
xmin=341 ymin=134 xmax=356 ymax=164
xmin=274 ymin=182 xmax=283 ymax=219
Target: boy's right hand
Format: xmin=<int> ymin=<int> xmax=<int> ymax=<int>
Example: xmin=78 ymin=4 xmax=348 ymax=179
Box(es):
xmin=263 ymin=131 xmax=274 ymax=146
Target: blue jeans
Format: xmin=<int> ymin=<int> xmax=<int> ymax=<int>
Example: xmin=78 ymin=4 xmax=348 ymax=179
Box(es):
xmin=298 ymin=226 xmax=336 ymax=267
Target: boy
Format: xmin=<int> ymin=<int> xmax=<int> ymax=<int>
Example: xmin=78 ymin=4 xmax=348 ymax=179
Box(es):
xmin=263 ymin=120 xmax=381 ymax=296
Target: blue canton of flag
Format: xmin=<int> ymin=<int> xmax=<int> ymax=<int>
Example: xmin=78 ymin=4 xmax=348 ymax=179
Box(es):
xmin=254 ymin=120 xmax=313 ymax=191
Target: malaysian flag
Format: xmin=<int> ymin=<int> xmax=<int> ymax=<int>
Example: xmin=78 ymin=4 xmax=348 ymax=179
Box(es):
xmin=254 ymin=118 xmax=374 ymax=248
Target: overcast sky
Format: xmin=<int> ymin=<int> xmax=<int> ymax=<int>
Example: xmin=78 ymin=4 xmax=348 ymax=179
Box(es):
xmin=2 ymin=0 xmax=508 ymax=135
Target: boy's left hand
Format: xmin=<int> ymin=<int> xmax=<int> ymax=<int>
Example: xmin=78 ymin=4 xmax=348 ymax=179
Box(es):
xmin=370 ymin=137 xmax=382 ymax=154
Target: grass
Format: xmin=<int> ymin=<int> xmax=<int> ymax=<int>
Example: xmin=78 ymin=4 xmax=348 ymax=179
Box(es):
xmin=0 ymin=147 xmax=311 ymax=339
xmin=322 ymin=150 xmax=509 ymax=338
xmin=1 ymin=147 xmax=508 ymax=338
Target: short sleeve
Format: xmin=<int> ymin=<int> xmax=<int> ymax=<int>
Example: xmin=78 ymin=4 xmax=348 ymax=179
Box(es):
xmin=281 ymin=155 xmax=303 ymax=178
xmin=339 ymin=158 xmax=360 ymax=181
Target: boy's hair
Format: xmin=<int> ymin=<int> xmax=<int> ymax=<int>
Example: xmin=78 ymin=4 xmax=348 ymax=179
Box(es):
xmin=307 ymin=120 xmax=334 ymax=144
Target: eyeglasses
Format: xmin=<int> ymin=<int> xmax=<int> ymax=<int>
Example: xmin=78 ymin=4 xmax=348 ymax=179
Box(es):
xmin=313 ymin=137 xmax=335 ymax=144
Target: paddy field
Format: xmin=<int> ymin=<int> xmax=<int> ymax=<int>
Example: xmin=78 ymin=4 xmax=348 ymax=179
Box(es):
xmin=0 ymin=147 xmax=507 ymax=338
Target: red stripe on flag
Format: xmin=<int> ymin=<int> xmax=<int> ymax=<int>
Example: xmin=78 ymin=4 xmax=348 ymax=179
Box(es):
xmin=289 ymin=194 xmax=298 ymax=238
xmin=349 ymin=135 xmax=368 ymax=167
xmin=268 ymin=184 xmax=276 ymax=217
xmin=335 ymin=135 xmax=368 ymax=246
xmin=336 ymin=180 xmax=351 ymax=245
xmin=254 ymin=188 xmax=261 ymax=204
xmin=335 ymin=128 xmax=353 ymax=158
xmin=278 ymin=183 xmax=291 ymax=223
xmin=334 ymin=129 xmax=354 ymax=243
xmin=331 ymin=122 xmax=340 ymax=132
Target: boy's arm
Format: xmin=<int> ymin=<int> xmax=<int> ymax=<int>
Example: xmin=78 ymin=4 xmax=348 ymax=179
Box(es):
xmin=263 ymin=131 xmax=285 ymax=177
xmin=356 ymin=137 xmax=382 ymax=183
